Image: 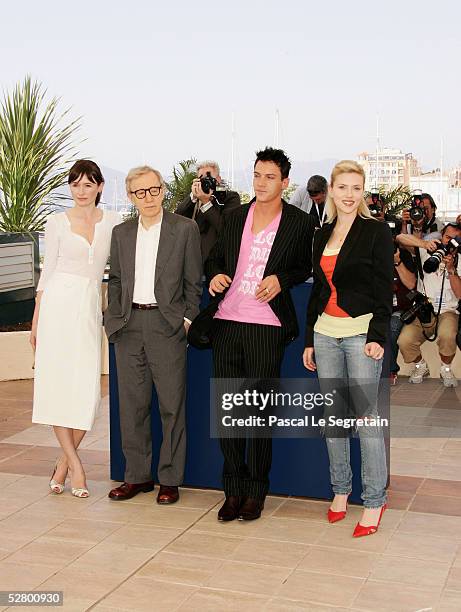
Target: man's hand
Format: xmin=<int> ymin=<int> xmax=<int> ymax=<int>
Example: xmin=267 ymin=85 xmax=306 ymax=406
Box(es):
xmin=443 ymin=253 xmax=456 ymax=274
xmin=255 ymin=275 xmax=281 ymax=302
xmin=425 ymin=239 xmax=440 ymax=253
xmin=192 ymin=178 xmax=213 ymax=205
xmin=394 ymin=248 xmax=401 ymax=266
xmin=401 ymin=209 xmax=411 ymax=223
xmin=364 ymin=342 xmax=384 ymax=360
xmin=303 ymin=347 xmax=317 ymax=371
xmin=209 ymin=274 xmax=232 ymax=296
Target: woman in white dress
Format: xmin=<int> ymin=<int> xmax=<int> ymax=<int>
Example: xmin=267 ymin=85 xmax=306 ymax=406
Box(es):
xmin=30 ymin=160 xmax=121 ymax=497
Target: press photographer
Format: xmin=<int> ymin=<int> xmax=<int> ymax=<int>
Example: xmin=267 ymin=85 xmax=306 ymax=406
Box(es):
xmin=289 ymin=175 xmax=328 ymax=228
xmin=366 ymin=190 xmax=402 ymax=233
xmin=396 ymin=222 xmax=461 ymax=386
xmin=401 ymin=191 xmax=442 ymax=237
xmin=175 ymin=160 xmax=241 ymax=262
xmin=389 ymin=244 xmax=416 ymax=384
xmin=366 ymin=192 xmax=413 ymax=383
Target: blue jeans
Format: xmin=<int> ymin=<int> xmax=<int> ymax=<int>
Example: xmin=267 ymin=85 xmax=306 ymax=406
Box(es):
xmin=390 ymin=313 xmax=404 ymax=374
xmin=313 ymin=332 xmax=387 ymax=508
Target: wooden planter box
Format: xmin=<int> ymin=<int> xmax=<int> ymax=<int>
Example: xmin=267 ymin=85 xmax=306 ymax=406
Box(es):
xmin=0 ymin=331 xmax=34 ymax=381
xmin=0 ymin=330 xmax=109 ymax=382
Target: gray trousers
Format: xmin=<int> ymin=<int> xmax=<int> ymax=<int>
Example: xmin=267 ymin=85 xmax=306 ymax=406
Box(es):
xmin=114 ymin=309 xmax=187 ymax=485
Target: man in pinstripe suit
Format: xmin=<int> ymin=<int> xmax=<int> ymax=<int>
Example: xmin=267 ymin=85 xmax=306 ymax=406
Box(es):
xmin=205 ymin=147 xmax=315 ymax=521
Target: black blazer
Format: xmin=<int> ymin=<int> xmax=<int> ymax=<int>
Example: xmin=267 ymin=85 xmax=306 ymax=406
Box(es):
xmin=204 ymin=201 xmax=315 ymax=343
xmin=305 ymin=216 xmax=394 ymax=348
xmin=175 ymin=190 xmax=241 ymax=263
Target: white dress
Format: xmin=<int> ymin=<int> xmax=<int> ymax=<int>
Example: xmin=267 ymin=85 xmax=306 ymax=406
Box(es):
xmin=32 ymin=210 xmax=122 ymax=430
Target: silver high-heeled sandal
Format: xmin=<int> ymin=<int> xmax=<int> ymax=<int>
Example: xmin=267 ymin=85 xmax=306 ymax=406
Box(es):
xmin=69 ymin=468 xmax=89 ymax=498
xmin=71 ymin=487 xmax=89 ymax=498
xmin=49 ymin=462 xmax=66 ymax=494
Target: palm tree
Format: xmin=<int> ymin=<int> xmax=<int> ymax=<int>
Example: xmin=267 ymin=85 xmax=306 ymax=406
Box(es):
xmin=0 ymin=76 xmax=80 ymax=233
xmin=163 ymin=158 xmax=197 ymax=212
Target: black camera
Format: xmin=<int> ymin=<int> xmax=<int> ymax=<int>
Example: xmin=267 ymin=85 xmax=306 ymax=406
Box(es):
xmin=200 ymin=171 xmax=217 ymax=194
xmin=423 ymin=236 xmax=461 ymax=273
xmin=409 ymin=190 xmax=424 ymax=223
xmin=368 ymin=189 xmax=383 ymax=217
xmin=400 ymin=290 xmax=434 ymax=325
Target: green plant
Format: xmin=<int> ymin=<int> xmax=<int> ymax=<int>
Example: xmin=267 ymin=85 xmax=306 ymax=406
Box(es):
xmin=283 ymin=182 xmax=298 ymax=203
xmin=0 ymin=76 xmax=80 ymax=233
xmin=365 ymin=185 xmax=413 ymax=217
xmin=163 ymin=158 xmax=197 ymax=212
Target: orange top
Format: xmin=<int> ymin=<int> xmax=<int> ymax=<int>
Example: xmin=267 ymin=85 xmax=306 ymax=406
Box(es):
xmin=320 ymin=253 xmax=349 ymax=317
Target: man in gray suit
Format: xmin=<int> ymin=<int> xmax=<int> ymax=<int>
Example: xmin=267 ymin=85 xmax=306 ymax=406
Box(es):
xmin=105 ymin=165 xmax=202 ymax=504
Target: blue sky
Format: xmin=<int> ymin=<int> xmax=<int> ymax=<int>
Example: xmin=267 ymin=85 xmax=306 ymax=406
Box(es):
xmin=1 ymin=0 xmax=460 ymax=177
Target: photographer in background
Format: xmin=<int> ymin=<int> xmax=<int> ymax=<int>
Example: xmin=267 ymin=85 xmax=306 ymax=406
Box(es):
xmin=366 ymin=190 xmax=387 ymax=222
xmin=289 ymin=175 xmax=328 ymax=228
xmin=397 ymin=222 xmax=461 ymax=386
xmin=390 ymin=245 xmax=416 ymax=384
xmin=367 ymin=191 xmax=413 ymax=383
xmin=401 ymin=191 xmax=442 ymax=237
xmin=175 ymin=160 xmax=240 ymax=263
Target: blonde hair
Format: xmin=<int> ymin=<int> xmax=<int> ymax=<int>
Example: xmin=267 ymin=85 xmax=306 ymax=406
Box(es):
xmin=125 ymin=165 xmax=164 ymax=194
xmin=325 ymin=160 xmax=373 ymax=223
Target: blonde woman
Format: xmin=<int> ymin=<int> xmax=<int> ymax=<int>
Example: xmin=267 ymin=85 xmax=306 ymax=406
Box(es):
xmin=303 ymin=160 xmax=393 ymax=537
xmin=31 ymin=160 xmax=121 ymax=497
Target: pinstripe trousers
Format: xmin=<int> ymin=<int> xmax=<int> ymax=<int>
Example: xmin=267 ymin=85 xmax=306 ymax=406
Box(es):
xmin=213 ymin=319 xmax=285 ymax=499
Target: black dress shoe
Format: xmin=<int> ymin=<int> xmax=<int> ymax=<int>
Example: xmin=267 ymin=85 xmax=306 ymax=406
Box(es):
xmin=108 ymin=481 xmax=155 ymax=500
xmin=238 ymin=497 xmax=264 ymax=520
xmin=157 ymin=485 xmax=179 ymax=504
xmin=218 ymin=496 xmax=244 ymax=522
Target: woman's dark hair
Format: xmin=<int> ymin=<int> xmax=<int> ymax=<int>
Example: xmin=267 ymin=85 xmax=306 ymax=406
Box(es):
xmin=254 ymin=147 xmax=291 ymax=179
xmin=68 ymin=159 xmax=104 ymax=206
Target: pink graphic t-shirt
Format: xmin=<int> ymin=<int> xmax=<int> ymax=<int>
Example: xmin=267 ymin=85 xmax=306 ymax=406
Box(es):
xmin=214 ymin=203 xmax=282 ymax=326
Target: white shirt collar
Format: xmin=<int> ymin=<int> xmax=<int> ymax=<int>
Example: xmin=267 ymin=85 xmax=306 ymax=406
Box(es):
xmin=138 ymin=210 xmax=163 ymax=232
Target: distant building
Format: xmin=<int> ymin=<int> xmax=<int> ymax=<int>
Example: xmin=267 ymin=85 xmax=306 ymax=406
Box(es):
xmin=410 ymin=172 xmax=461 ymax=221
xmin=448 ymin=165 xmax=461 ymax=188
xmin=357 ymin=148 xmax=420 ymax=190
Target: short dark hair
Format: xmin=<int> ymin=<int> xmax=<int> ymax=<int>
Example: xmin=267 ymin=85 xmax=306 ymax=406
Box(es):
xmin=441 ymin=222 xmax=461 ymax=235
xmin=421 ymin=192 xmax=437 ymax=210
xmin=307 ymin=175 xmax=328 ymax=193
xmin=254 ymin=147 xmax=291 ymax=179
xmin=68 ymin=159 xmax=105 ymax=206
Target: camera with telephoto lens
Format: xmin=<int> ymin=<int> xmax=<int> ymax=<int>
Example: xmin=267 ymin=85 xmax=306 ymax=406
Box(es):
xmin=409 ymin=189 xmax=424 ymax=223
xmin=400 ymin=290 xmax=434 ymax=325
xmin=368 ymin=188 xmax=383 ymax=217
xmin=423 ymin=236 xmax=461 ymax=273
xmin=200 ymin=171 xmax=218 ymax=194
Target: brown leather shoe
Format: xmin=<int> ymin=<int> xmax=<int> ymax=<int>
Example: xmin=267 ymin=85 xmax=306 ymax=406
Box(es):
xmin=238 ymin=497 xmax=264 ymax=520
xmin=157 ymin=485 xmax=179 ymax=504
xmin=218 ymin=496 xmax=244 ymax=522
xmin=108 ymin=481 xmax=155 ymax=501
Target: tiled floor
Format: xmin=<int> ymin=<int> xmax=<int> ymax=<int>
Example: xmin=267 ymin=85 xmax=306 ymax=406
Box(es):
xmin=0 ymin=376 xmax=460 ymax=611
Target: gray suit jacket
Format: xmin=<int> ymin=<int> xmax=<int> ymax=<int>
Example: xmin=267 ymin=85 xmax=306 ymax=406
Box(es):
xmin=104 ymin=210 xmax=203 ymax=342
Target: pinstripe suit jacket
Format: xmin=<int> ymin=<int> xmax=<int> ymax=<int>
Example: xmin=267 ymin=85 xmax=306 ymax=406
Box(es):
xmin=204 ymin=201 xmax=315 ymax=343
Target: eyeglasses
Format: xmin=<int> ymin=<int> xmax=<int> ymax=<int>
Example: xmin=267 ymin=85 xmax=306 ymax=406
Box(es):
xmin=308 ymin=190 xmax=321 ymax=197
xmin=131 ymin=186 xmax=162 ymax=199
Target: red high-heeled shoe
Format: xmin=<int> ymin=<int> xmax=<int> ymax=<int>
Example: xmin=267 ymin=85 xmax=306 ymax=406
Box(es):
xmin=353 ymin=504 xmax=387 ymax=538
xmin=327 ymin=495 xmax=349 ymax=524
